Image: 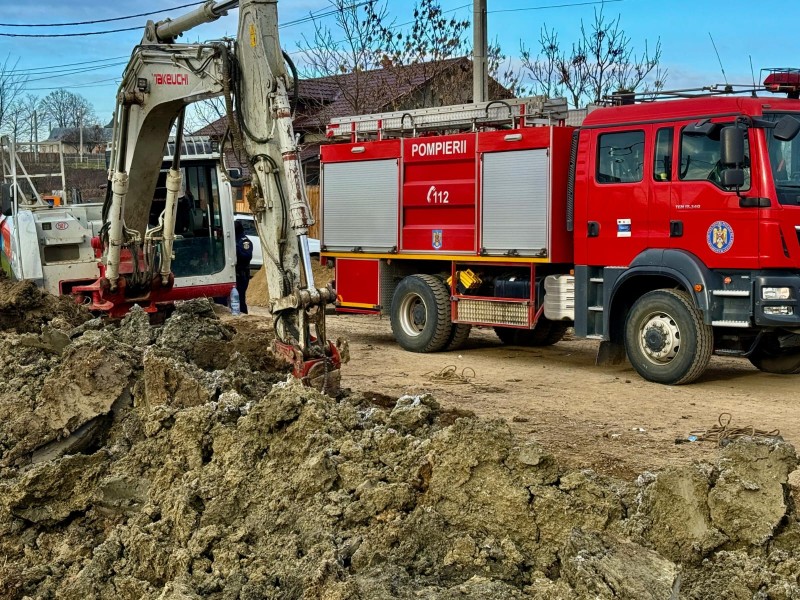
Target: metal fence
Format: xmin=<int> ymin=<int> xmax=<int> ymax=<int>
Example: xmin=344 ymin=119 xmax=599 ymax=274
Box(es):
xmin=63 ymin=155 xmax=106 ymax=168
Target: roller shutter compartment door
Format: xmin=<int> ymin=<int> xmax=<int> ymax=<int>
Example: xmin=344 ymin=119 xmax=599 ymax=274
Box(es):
xmin=481 ymin=149 xmax=549 ymax=256
xmin=323 ymin=159 xmax=398 ymax=252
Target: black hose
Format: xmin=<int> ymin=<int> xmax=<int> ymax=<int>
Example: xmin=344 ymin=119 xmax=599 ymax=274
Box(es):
xmin=229 ymin=47 xmax=271 ymax=144
xmin=283 ymin=50 xmax=299 ymax=117
xmin=172 ymin=108 xmax=185 ymax=170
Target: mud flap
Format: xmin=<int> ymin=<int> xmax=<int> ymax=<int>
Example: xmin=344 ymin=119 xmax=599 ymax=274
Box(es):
xmin=596 ymin=340 xmax=627 ymax=366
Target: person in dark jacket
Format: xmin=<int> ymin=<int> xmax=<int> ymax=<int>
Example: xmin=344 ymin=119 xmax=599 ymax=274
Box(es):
xmin=234 ymin=220 xmax=253 ymax=313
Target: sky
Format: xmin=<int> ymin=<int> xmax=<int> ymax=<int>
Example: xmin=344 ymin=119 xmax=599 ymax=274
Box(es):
xmin=1 ymin=0 xmax=798 ymax=131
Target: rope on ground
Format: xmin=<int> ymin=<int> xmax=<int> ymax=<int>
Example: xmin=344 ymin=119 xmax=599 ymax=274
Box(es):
xmin=424 ymin=365 xmax=476 ymax=385
xmin=687 ymin=412 xmax=782 ymax=447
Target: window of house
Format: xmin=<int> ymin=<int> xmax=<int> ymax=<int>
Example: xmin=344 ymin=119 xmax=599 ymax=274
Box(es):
xmin=597 ymin=131 xmax=645 ymax=184
xmin=653 ymin=128 xmax=673 ymax=181
xmin=679 ymin=126 xmax=750 ymax=189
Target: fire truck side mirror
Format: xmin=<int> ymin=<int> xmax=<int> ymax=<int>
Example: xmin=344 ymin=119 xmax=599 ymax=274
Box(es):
xmin=720 ymin=168 xmax=745 ymax=188
xmin=719 ymin=127 xmax=745 ymax=190
xmin=720 ymin=127 xmax=745 ymax=166
xmin=773 ymin=115 xmax=800 ymax=142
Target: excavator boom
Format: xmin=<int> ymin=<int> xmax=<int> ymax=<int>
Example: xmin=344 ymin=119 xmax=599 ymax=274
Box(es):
xmin=87 ymin=0 xmax=343 ymax=391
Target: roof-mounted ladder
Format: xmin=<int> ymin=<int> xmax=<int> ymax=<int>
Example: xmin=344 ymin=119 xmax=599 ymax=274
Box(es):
xmin=325 ymin=96 xmax=571 ymax=141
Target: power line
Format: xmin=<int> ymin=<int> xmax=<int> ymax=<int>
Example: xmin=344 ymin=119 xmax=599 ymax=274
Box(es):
xmin=288 ymin=0 xmax=617 ymax=57
xmin=0 ymin=0 xmax=374 ymax=38
xmin=7 ymin=56 xmax=129 ymax=75
xmin=279 ymin=0 xmax=374 ymax=28
xmin=22 ymin=62 xmax=128 ymax=85
xmin=0 ymin=0 xmax=376 ymax=39
xmin=0 ymin=2 xmax=204 ymax=27
xmin=0 ymin=26 xmax=141 ymax=38
xmin=488 ymin=0 xmax=623 ymax=14
xmin=25 ymin=77 xmax=121 ymax=92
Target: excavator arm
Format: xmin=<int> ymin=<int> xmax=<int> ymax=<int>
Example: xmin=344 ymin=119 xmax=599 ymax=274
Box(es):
xmin=88 ymin=0 xmax=343 ymax=390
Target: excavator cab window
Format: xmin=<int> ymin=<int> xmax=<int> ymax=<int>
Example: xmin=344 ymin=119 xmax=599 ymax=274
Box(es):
xmin=149 ymin=161 xmax=226 ymax=278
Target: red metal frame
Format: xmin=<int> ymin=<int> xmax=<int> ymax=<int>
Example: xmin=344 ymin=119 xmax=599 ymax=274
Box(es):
xmin=450 ymin=261 xmax=539 ymax=329
xmin=68 ymin=238 xmax=234 ymax=317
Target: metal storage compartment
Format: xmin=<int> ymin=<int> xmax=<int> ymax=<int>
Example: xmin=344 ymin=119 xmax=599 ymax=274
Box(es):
xmin=481 ymin=148 xmax=549 ymax=256
xmin=400 ymin=133 xmax=476 ymax=253
xmin=322 ymin=159 xmax=398 ymax=252
xmin=543 ymin=274 xmax=575 ymax=321
xmin=335 ymin=258 xmax=380 ymax=313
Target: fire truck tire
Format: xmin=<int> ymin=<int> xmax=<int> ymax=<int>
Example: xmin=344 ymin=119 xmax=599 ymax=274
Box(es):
xmin=391 ymin=274 xmax=453 ymax=353
xmin=748 ymin=334 xmax=800 ymax=374
xmin=624 ymin=289 xmax=713 ymax=385
xmin=494 ymin=318 xmax=559 ymax=346
xmin=541 ymin=321 xmax=570 ymax=345
xmin=445 ymin=324 xmax=472 ymax=351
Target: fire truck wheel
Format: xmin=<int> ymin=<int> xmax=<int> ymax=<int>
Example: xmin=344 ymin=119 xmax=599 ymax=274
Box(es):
xmin=541 ymin=321 xmax=570 ymax=345
xmin=748 ymin=334 xmax=800 ymax=374
xmin=494 ymin=317 xmax=561 ymax=346
xmin=624 ymin=289 xmax=713 ymax=385
xmin=445 ymin=324 xmax=472 ymax=351
xmin=391 ymin=274 xmax=453 ymax=353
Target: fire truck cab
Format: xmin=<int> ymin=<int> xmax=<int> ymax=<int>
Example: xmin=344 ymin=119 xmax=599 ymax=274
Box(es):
xmin=573 ymin=95 xmax=800 ymax=383
xmin=321 ymin=84 xmax=800 ymax=385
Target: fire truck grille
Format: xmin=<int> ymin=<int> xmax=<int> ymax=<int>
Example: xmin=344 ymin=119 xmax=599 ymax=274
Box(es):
xmin=457 ymin=299 xmax=529 ymax=326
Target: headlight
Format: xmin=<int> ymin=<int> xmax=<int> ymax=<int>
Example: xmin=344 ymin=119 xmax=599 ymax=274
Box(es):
xmin=763 ymin=306 xmax=794 ymax=316
xmin=762 ymin=287 xmax=791 ymax=300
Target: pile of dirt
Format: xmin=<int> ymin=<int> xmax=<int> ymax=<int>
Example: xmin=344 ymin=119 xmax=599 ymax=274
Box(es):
xmin=0 ymin=279 xmax=91 ymax=333
xmin=1 ymin=280 xmax=800 ymax=599
xmin=249 ymin=259 xmax=334 ymax=307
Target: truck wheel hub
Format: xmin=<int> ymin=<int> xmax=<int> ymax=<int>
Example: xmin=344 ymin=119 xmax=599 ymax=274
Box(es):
xmin=640 ymin=313 xmax=680 ymax=363
xmin=398 ymin=293 xmax=427 ymax=336
xmin=411 ymin=303 xmax=426 ymax=328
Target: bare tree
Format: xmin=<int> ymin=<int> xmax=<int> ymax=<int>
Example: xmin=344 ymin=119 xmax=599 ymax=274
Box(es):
xmin=0 ymin=55 xmax=27 ymax=135
xmin=520 ymin=28 xmax=575 ymax=103
xmin=297 ymin=0 xmax=391 ymax=116
xmin=2 ymin=101 xmax=28 ymax=142
xmin=19 ymin=94 xmax=43 ymax=144
xmin=489 ymin=38 xmax=526 ymax=98
xmin=60 ymin=124 xmax=107 ymax=154
xmin=187 ymin=98 xmax=227 ymax=134
xmin=296 ymin=0 xmax=478 ymax=117
xmin=377 ymin=0 xmax=469 ymax=66
xmin=372 ymin=0 xmax=472 ymax=108
xmin=520 ymin=9 xmax=665 ymax=108
xmin=38 ymin=89 xmax=96 ymax=131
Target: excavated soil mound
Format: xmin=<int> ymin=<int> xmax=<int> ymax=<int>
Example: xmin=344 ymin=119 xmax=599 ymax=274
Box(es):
xmin=0 ymin=279 xmax=91 ymax=333
xmin=1 ymin=286 xmax=800 ymax=599
xmin=249 ymin=259 xmax=334 ymax=307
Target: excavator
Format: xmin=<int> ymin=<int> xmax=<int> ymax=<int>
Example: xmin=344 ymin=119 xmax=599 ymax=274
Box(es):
xmin=77 ymin=0 xmax=344 ymax=390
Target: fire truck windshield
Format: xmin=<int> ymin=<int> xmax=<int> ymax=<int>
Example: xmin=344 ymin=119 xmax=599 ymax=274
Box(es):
xmin=766 ymin=113 xmax=800 ymax=204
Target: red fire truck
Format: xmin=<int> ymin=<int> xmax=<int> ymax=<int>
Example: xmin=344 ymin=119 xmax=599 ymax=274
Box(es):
xmin=320 ymin=72 xmax=800 ymax=385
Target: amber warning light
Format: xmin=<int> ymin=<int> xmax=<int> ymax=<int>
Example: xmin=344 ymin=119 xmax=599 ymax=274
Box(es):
xmin=763 ymin=68 xmax=800 ymax=99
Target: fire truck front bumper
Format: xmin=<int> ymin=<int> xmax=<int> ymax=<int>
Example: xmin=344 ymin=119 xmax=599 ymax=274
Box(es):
xmin=754 ymin=274 xmax=800 ymax=328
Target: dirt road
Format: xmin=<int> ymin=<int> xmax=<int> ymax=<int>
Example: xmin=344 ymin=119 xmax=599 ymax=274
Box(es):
xmin=303 ymin=312 xmax=796 ymax=480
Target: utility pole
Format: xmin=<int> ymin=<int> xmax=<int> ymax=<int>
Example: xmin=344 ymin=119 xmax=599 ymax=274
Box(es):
xmin=79 ymin=111 xmax=84 ymax=163
xmin=472 ymin=0 xmax=488 ymax=103
xmin=33 ymin=110 xmax=38 ymax=163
